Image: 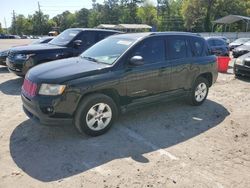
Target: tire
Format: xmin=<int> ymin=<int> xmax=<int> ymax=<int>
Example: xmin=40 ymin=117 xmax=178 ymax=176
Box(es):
xmin=188 ymin=77 xmax=209 ymax=106
xmin=74 ymin=93 xmax=118 ymax=136
xmin=235 ymin=73 xmax=242 ymax=78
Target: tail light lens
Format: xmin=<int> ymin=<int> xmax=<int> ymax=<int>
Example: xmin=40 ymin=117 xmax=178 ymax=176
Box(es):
xmin=22 ymin=78 xmax=37 ymax=97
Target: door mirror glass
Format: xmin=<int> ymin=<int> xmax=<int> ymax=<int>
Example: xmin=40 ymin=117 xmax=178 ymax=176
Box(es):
xmin=129 ymin=56 xmax=144 ymax=66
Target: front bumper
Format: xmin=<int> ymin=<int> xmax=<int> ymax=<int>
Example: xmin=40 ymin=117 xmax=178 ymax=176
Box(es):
xmin=6 ymin=58 xmax=26 ymax=76
xmin=22 ymin=93 xmax=73 ymax=126
xmin=234 ymin=64 xmax=250 ymax=77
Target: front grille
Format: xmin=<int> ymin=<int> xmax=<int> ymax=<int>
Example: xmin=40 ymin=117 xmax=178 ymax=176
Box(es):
xmin=8 ymin=51 xmax=15 ymax=59
xmin=22 ymin=78 xmax=38 ymax=97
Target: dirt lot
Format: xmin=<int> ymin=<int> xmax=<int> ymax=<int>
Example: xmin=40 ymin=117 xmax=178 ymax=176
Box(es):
xmin=0 ymin=40 xmax=250 ymax=188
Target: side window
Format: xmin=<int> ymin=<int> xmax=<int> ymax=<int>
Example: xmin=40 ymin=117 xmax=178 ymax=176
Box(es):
xmin=130 ymin=37 xmax=165 ymax=64
xmin=191 ymin=38 xmax=205 ymax=57
xmin=168 ymin=38 xmax=187 ymax=60
xmin=95 ymin=32 xmax=108 ymax=42
xmin=76 ymin=32 xmax=95 ymax=47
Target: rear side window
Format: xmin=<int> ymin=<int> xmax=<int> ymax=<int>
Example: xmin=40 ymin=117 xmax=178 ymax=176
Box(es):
xmin=131 ymin=37 xmax=165 ymax=64
xmin=168 ymin=37 xmax=189 ymax=60
xmin=191 ymin=38 xmax=206 ymax=57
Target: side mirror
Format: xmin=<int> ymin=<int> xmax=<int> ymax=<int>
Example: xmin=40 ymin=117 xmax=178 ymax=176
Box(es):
xmin=129 ymin=56 xmax=144 ymax=66
xmin=73 ymin=40 xmax=82 ymax=48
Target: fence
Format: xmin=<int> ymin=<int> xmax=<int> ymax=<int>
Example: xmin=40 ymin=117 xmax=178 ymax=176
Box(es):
xmin=198 ymin=32 xmax=250 ymax=42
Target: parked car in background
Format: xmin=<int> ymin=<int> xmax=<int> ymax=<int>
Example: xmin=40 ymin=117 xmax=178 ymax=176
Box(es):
xmin=234 ymin=52 xmax=250 ymax=77
xmin=232 ymin=40 xmax=250 ymax=58
xmin=210 ymin=36 xmax=230 ymax=44
xmin=205 ymin=37 xmax=229 ymax=56
xmin=0 ymin=34 xmax=19 ymax=39
xmin=6 ymin=28 xmax=121 ymax=76
xmin=229 ymin=38 xmax=250 ymax=51
xmin=0 ymin=36 xmax=54 ymax=66
xmin=21 ymin=32 xmax=218 ymax=136
xmin=0 ymin=50 xmax=9 ymax=65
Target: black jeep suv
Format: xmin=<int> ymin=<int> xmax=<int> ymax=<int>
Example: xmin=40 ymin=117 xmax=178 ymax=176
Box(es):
xmin=6 ymin=28 xmax=121 ymax=76
xmin=21 ymin=32 xmax=218 ymax=136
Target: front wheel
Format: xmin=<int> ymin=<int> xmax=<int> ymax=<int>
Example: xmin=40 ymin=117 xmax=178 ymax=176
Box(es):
xmin=74 ymin=94 xmax=118 ymax=136
xmin=188 ymin=77 xmax=209 ymax=106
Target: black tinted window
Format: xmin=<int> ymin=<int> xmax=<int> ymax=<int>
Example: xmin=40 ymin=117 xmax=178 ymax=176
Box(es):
xmin=168 ymin=38 xmax=187 ymax=60
xmin=191 ymin=38 xmax=205 ymax=57
xmin=131 ymin=37 xmax=165 ymax=64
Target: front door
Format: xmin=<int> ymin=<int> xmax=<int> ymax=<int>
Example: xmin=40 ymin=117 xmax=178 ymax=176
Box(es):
xmin=123 ymin=36 xmax=169 ymax=100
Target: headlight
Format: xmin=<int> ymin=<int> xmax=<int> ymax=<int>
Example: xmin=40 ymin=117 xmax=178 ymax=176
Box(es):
xmin=235 ymin=58 xmax=244 ymax=65
xmin=39 ymin=84 xmax=66 ymax=96
xmin=15 ymin=54 xmax=34 ymax=60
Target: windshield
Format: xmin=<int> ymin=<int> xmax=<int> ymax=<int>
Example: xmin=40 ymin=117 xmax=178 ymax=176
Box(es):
xmin=80 ymin=37 xmax=136 ymax=65
xmin=49 ymin=29 xmax=80 ymax=46
xmin=31 ymin=38 xmax=50 ymax=45
xmin=233 ymin=38 xmax=250 ymax=44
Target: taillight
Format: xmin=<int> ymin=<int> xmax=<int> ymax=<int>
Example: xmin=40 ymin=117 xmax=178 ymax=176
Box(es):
xmin=22 ymin=78 xmax=37 ymax=97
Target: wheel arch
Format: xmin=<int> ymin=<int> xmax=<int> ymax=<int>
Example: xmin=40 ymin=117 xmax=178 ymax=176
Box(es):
xmin=73 ymin=88 xmax=121 ymax=116
xmin=197 ymin=72 xmax=213 ymax=87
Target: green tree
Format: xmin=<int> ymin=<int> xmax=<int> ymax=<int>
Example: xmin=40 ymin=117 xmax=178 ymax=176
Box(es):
xmin=181 ymin=0 xmax=207 ymax=32
xmin=74 ymin=8 xmax=90 ymax=27
xmin=137 ymin=0 xmax=158 ymax=26
xmin=0 ymin=23 xmax=3 ymax=33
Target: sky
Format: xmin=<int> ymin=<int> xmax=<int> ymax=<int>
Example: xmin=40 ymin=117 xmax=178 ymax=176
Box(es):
xmin=0 ymin=0 xmax=157 ymax=29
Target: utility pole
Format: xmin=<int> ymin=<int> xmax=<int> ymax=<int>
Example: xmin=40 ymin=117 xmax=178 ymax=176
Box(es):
xmin=38 ymin=1 xmax=42 ymax=35
xmin=4 ymin=17 xmax=8 ymax=34
xmin=12 ymin=10 xmax=17 ymax=35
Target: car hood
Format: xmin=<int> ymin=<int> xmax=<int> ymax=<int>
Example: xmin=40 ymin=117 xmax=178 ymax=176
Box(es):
xmin=10 ymin=43 xmax=66 ymax=54
xmin=27 ymin=57 xmax=111 ymax=84
xmin=234 ymin=45 xmax=250 ymax=51
xmin=229 ymin=42 xmax=241 ymax=46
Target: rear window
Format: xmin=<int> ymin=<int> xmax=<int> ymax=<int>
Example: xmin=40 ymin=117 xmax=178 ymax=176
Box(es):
xmin=207 ymin=39 xmax=214 ymax=47
xmin=214 ymin=39 xmax=225 ymax=46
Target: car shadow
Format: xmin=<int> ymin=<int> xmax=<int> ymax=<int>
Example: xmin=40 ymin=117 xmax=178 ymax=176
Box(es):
xmin=0 ymin=77 xmax=23 ymax=95
xmin=236 ymin=76 xmax=250 ymax=83
xmin=10 ymin=99 xmax=230 ymax=182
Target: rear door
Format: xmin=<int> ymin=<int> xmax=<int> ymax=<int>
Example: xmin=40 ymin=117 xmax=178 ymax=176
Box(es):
xmin=165 ymin=36 xmax=193 ymax=91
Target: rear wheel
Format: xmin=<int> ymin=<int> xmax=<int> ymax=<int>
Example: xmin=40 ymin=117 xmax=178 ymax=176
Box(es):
xmin=75 ymin=94 xmax=118 ymax=136
xmin=188 ymin=77 xmax=209 ymax=106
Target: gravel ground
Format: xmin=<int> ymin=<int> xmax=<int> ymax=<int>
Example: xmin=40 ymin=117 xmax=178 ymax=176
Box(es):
xmin=0 ymin=40 xmax=250 ymax=188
